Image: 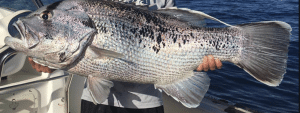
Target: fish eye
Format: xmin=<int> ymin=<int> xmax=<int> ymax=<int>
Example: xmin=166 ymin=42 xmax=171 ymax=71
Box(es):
xmin=42 ymin=14 xmax=48 ymax=20
xmin=40 ymin=11 xmax=52 ymax=20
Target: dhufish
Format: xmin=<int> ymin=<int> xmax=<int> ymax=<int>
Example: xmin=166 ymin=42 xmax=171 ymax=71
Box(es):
xmin=4 ymin=0 xmax=291 ymax=108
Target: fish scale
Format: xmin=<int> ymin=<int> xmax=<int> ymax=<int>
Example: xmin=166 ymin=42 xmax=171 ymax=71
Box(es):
xmin=65 ymin=1 xmax=242 ymax=85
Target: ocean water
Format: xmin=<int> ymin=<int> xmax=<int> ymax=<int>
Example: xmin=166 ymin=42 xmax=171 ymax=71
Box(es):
xmin=0 ymin=0 xmax=298 ymax=113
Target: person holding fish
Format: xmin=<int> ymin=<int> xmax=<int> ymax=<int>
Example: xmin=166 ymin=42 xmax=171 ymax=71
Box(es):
xmin=6 ymin=0 xmax=290 ymax=112
xmin=27 ymin=0 xmax=223 ymax=113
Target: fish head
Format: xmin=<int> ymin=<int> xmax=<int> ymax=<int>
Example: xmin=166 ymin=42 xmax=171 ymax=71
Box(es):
xmin=5 ymin=1 xmax=96 ymax=68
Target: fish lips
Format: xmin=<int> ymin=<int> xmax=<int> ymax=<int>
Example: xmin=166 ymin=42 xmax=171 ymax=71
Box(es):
xmin=12 ymin=20 xmax=40 ymax=49
xmin=4 ymin=35 xmax=27 ymax=52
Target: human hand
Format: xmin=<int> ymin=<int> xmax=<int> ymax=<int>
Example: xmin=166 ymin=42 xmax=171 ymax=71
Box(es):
xmin=196 ymin=55 xmax=222 ymax=71
xmin=28 ymin=57 xmax=53 ymax=73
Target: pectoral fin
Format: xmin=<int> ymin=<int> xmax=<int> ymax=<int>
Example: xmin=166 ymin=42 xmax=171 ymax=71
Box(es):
xmin=87 ymin=45 xmax=124 ymax=59
xmin=155 ymin=71 xmax=210 ymax=108
xmin=86 ymin=45 xmax=135 ymax=64
xmin=87 ymin=75 xmax=114 ymax=104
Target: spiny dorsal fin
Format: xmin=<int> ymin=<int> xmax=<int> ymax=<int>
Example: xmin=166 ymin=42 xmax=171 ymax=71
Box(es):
xmin=155 ymin=7 xmax=233 ymax=27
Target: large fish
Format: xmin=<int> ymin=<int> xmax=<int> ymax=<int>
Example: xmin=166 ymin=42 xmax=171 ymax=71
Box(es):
xmin=4 ymin=0 xmax=291 ymax=108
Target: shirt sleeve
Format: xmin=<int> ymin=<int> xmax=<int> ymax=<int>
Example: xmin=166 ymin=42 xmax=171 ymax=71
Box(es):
xmin=156 ymin=0 xmax=176 ymax=8
xmin=118 ymin=0 xmax=176 ymax=9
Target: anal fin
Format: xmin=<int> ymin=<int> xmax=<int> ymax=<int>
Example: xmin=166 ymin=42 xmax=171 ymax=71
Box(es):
xmin=87 ymin=75 xmax=114 ymax=104
xmin=155 ymin=71 xmax=210 ymax=108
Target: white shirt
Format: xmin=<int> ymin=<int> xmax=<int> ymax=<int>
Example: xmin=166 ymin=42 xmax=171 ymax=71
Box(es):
xmin=81 ymin=0 xmax=175 ymax=109
xmin=82 ymin=81 xmax=163 ymax=108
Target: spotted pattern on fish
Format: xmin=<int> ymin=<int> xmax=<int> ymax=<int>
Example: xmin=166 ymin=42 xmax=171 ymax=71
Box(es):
xmin=65 ymin=1 xmax=243 ymax=84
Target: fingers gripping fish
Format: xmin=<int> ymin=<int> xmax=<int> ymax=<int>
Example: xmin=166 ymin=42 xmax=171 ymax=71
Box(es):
xmin=4 ymin=0 xmax=291 ymax=108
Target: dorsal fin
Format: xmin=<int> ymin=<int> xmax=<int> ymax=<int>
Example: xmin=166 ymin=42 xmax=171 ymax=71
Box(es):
xmin=97 ymin=0 xmax=150 ymax=10
xmin=84 ymin=0 xmax=232 ymax=27
xmin=155 ymin=7 xmax=233 ymax=27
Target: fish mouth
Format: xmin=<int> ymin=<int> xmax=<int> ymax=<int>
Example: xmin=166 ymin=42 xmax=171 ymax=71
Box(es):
xmin=12 ymin=20 xmax=40 ymax=48
xmin=13 ymin=20 xmax=26 ymax=42
xmin=4 ymin=20 xmax=27 ymax=51
xmin=4 ymin=19 xmax=39 ymax=52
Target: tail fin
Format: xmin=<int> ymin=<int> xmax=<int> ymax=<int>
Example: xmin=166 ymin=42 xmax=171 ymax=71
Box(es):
xmin=236 ymin=21 xmax=291 ymax=86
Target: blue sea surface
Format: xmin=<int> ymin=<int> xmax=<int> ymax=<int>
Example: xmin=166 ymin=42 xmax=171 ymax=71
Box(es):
xmin=0 ymin=0 xmax=298 ymax=113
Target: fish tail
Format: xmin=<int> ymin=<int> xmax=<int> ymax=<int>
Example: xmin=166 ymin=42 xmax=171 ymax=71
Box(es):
xmin=235 ymin=21 xmax=291 ymax=86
